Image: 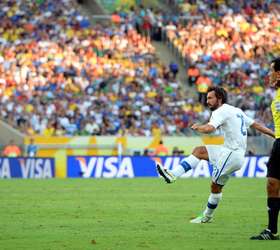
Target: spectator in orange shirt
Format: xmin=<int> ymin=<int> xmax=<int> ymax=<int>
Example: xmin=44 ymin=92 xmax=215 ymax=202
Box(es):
xmin=111 ymin=12 xmax=121 ymax=25
xmin=187 ymin=65 xmax=200 ymax=86
xmin=154 ymin=140 xmax=169 ymax=156
xmin=2 ymin=140 xmax=22 ymax=157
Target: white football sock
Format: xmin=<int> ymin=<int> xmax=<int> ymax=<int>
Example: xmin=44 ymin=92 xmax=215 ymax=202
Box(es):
xmin=170 ymin=154 xmax=200 ymax=177
xmin=203 ymin=192 xmax=222 ymax=217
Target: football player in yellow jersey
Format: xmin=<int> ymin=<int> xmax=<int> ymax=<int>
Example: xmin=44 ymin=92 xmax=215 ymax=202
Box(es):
xmin=251 ymin=58 xmax=280 ymax=240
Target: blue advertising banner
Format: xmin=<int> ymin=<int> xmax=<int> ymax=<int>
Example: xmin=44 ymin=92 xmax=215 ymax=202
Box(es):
xmin=0 ymin=158 xmax=55 ymax=179
xmin=67 ymin=156 xmax=269 ymax=178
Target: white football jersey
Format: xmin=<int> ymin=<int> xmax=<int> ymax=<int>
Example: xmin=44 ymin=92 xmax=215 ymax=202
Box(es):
xmin=208 ymin=104 xmax=254 ymax=152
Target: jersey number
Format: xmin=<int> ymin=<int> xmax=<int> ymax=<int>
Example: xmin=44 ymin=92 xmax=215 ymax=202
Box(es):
xmin=237 ymin=114 xmax=247 ymax=136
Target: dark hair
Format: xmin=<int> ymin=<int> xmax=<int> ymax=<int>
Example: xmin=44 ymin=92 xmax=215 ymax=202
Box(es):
xmin=271 ymin=57 xmax=280 ymax=72
xmin=207 ymin=86 xmax=227 ymax=104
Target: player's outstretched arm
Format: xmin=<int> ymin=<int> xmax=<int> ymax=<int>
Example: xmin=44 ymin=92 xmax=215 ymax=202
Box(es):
xmin=250 ymin=122 xmax=275 ymax=138
xmin=191 ymin=123 xmax=216 ymax=134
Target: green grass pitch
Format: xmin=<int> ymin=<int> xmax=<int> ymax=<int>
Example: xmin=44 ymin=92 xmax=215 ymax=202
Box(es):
xmin=0 ymin=178 xmax=279 ymax=249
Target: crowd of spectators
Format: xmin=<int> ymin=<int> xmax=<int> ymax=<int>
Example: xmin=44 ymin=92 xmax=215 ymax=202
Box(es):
xmin=0 ymin=0 xmax=200 ymax=137
xmin=166 ymin=0 xmax=280 ymax=131
xmin=0 ymin=0 xmax=279 ymax=137
xmin=111 ymin=3 xmax=180 ymax=41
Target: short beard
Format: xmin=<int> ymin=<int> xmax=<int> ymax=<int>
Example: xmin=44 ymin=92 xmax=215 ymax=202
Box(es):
xmin=209 ymin=104 xmax=219 ymax=111
xmin=209 ymin=107 xmax=216 ymax=111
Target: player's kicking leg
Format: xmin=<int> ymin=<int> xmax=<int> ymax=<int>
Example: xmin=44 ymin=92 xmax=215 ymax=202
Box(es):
xmin=156 ymin=161 xmax=176 ymax=183
xmin=156 ymin=146 xmax=208 ymax=184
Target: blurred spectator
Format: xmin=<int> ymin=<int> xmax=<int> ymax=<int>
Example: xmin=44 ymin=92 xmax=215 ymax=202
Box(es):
xmin=247 ymin=149 xmax=255 ymax=156
xmin=153 ymin=140 xmax=169 ymax=156
xmin=143 ymin=148 xmax=150 ymax=156
xmin=172 ymin=146 xmax=184 ymax=156
xmin=187 ymin=65 xmax=200 ymax=86
xmin=169 ymin=61 xmax=179 ymax=78
xmin=2 ymin=140 xmax=22 ymax=157
xmin=196 ymin=74 xmax=212 ymax=105
xmin=26 ymin=138 xmax=38 ymax=157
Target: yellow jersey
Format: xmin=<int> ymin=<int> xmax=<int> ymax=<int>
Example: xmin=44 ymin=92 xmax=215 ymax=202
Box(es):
xmin=271 ymin=88 xmax=280 ymax=138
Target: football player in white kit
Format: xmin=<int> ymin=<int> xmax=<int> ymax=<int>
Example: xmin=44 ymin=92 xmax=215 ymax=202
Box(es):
xmin=156 ymin=86 xmax=275 ymax=223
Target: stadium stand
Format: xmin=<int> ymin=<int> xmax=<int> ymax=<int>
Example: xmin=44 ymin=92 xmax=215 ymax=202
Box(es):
xmin=0 ymin=0 xmax=279 ymax=137
xmin=165 ymin=0 xmax=280 ymax=133
xmin=0 ymin=0 xmax=200 ymax=136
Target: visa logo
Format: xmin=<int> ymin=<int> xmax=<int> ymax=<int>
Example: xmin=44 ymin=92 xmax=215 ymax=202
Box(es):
xmin=76 ymin=157 xmax=134 ymax=178
xmin=19 ymin=159 xmax=53 ymax=178
xmin=0 ymin=158 xmax=54 ymax=178
xmin=234 ymin=156 xmax=268 ymax=177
